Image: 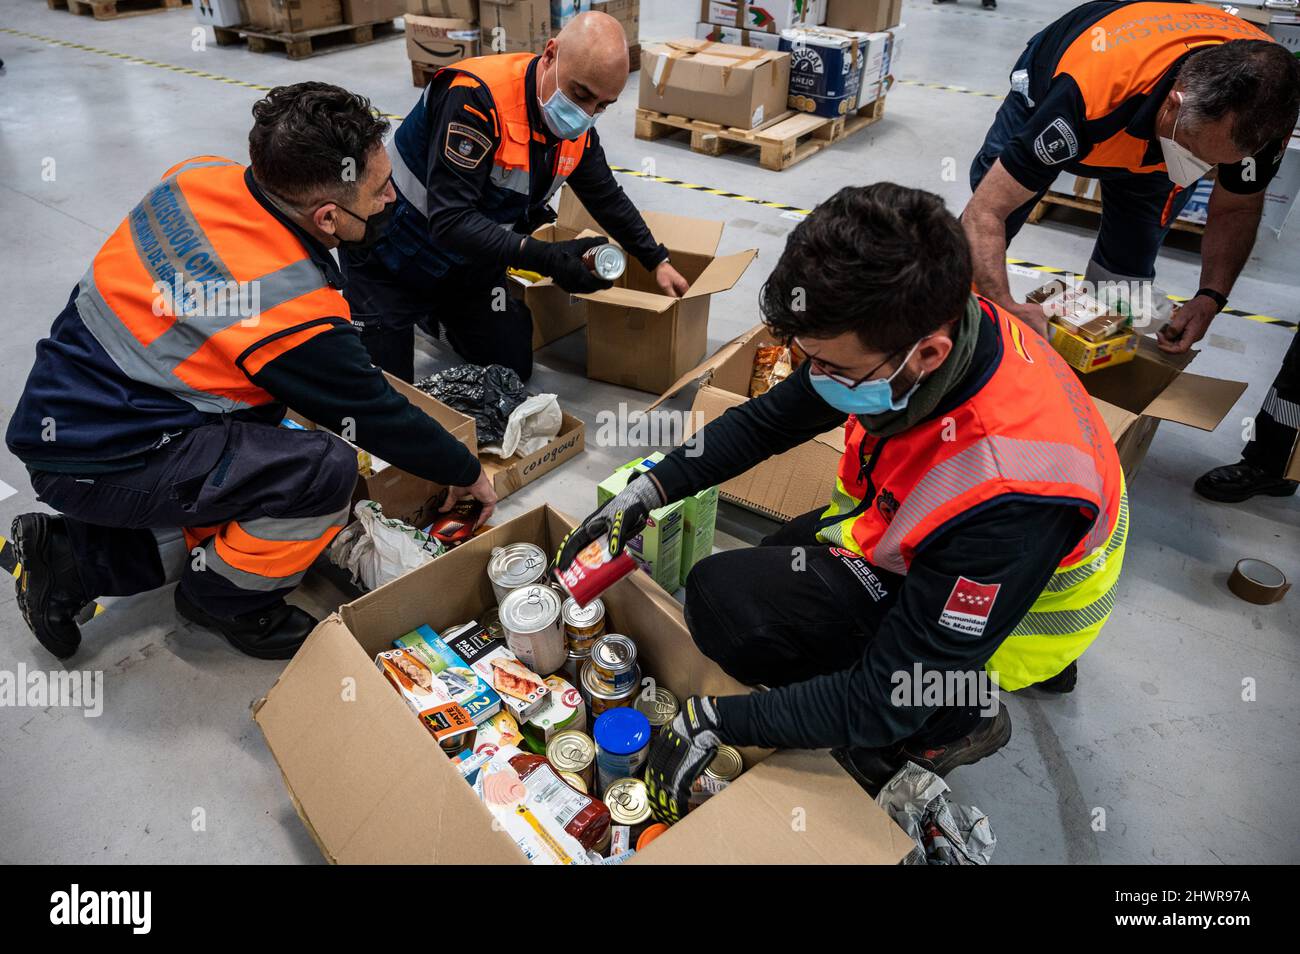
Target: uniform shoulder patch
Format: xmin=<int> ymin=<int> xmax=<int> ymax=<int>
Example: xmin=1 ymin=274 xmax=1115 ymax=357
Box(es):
xmin=1032 ymin=117 xmax=1079 ymax=166
xmin=444 ymin=121 xmax=492 ymax=170
xmin=939 ymin=576 xmax=1001 ymax=636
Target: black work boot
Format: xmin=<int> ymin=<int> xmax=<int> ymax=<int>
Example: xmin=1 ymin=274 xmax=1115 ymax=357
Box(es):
xmin=899 ymin=703 xmax=1012 ymax=777
xmin=174 ymin=589 xmax=317 ymax=660
xmin=832 ymin=744 xmax=905 ymax=797
xmin=1027 ymin=660 xmax=1077 ymax=694
xmin=11 ymin=514 xmax=92 ymax=659
xmin=1194 ymin=461 xmax=1298 ymax=504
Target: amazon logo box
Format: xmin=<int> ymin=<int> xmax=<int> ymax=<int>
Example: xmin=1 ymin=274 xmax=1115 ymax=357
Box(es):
xmin=253 ymin=504 xmax=913 ymax=864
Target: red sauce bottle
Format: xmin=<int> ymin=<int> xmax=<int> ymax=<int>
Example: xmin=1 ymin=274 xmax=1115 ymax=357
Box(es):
xmin=509 ymin=752 xmax=611 ymax=852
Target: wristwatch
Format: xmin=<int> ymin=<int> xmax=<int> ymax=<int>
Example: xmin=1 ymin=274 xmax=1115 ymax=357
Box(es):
xmin=1194 ymin=287 xmax=1228 ymax=312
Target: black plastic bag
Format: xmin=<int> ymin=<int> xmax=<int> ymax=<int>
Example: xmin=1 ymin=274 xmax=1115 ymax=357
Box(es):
xmin=414 ymin=364 xmax=527 ymax=447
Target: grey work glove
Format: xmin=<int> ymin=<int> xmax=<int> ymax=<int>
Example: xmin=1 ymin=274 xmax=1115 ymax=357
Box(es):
xmin=645 ymin=695 xmax=724 ymax=824
xmin=553 ymin=474 xmax=664 ymax=577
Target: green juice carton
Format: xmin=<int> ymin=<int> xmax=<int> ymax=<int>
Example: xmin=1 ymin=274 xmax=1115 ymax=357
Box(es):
xmin=597 ymin=455 xmax=684 ymax=593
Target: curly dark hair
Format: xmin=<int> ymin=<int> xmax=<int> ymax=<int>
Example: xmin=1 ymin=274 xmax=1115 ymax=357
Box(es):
xmin=248 ymin=82 xmax=390 ymax=205
xmin=761 ymin=183 xmax=973 ymax=355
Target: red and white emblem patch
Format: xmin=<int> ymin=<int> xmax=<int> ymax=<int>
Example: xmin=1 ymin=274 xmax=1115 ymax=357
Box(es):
xmin=938 ymin=576 xmax=1001 ymax=636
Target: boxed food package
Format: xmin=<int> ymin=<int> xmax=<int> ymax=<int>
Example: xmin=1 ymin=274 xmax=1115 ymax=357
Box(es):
xmin=700 ymin=0 xmax=826 ymax=34
xmin=780 ymin=25 xmax=876 ymax=117
xmin=376 ymin=648 xmax=478 ymax=750
xmin=520 ymin=674 xmax=587 ymax=752
xmin=441 ymin=620 xmax=551 ymax=721
xmin=244 ymin=0 xmax=342 ymax=32
xmin=406 ymin=0 xmax=477 ymax=16
xmin=254 ymin=505 xmax=914 ymax=864
xmin=480 ymin=0 xmax=551 ymax=54
xmin=695 ymin=21 xmax=783 ymax=50
xmin=609 ymin=452 xmax=718 ymax=588
xmin=395 ymin=624 xmax=503 ymax=724
xmin=598 ymin=460 xmax=686 ymax=594
xmin=1047 ymin=322 xmax=1139 ymax=374
xmin=342 ymin=0 xmax=402 ymax=23
xmin=406 ymin=15 xmax=481 ymax=68
xmin=639 ymin=39 xmax=791 ymax=130
xmin=824 ymin=0 xmax=900 ymax=32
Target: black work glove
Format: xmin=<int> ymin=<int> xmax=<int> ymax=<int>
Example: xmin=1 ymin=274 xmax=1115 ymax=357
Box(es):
xmin=553 ymin=474 xmax=662 ymax=578
xmin=645 ymin=695 xmax=724 ymax=824
xmin=516 ymin=235 xmax=614 ymax=294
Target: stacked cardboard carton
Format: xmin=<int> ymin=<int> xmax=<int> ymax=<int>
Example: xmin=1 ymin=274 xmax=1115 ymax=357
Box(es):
xmin=479 ymin=0 xmax=551 ymax=54
xmin=406 ymin=3 xmax=482 ymax=81
xmin=245 ymin=0 xmax=342 ymax=32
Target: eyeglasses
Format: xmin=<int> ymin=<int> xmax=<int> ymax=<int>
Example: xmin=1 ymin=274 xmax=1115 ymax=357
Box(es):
xmin=791 ymin=337 xmax=906 ymax=390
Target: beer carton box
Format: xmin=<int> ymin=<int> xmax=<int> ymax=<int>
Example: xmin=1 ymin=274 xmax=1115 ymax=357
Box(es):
xmin=597 ymin=462 xmax=685 ymax=594
xmin=780 ymin=25 xmax=874 ymax=117
xmin=254 ymin=505 xmax=914 ymax=864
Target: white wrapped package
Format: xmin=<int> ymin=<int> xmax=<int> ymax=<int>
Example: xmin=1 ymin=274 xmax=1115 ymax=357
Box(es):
xmin=482 ymin=393 xmax=563 ymax=459
xmin=327 ymin=500 xmax=444 ymax=591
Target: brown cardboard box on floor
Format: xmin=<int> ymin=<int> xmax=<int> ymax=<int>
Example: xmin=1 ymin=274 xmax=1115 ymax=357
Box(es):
xmin=479 ymin=0 xmax=551 ymax=53
xmin=245 ymin=0 xmax=343 ymax=32
xmin=639 ymin=38 xmax=790 ymax=130
xmin=342 ymin=0 xmax=402 ymax=23
xmin=1077 ymin=335 xmax=1247 ymax=478
xmin=560 ymin=197 xmax=756 ymax=395
xmin=825 ymin=0 xmax=901 ymax=33
xmin=406 ymin=14 xmax=481 ymax=66
xmin=253 ymin=504 xmax=914 ymax=865
xmin=652 ymin=325 xmax=844 ymax=522
xmin=406 ymin=0 xmax=477 ymax=17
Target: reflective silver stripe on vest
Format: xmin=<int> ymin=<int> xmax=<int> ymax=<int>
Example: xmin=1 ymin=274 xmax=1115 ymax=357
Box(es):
xmin=129 ymin=177 xmax=236 ymax=290
xmin=872 ymin=435 xmax=1106 ymax=575
xmin=388 ymin=128 xmax=430 ymax=215
xmin=1008 ymin=584 xmax=1118 ymax=638
xmin=1041 ymin=489 xmax=1128 ymax=592
xmin=170 ymin=158 xmax=240 ymax=175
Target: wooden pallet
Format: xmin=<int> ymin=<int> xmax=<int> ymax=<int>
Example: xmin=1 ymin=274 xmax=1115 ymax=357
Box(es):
xmin=46 ymin=0 xmax=187 ymax=19
xmin=628 ymin=42 xmax=640 ymax=73
xmin=1028 ymin=189 xmax=1207 ymax=236
xmin=634 ymin=96 xmax=886 ymax=171
xmin=213 ymin=18 xmax=401 ymax=60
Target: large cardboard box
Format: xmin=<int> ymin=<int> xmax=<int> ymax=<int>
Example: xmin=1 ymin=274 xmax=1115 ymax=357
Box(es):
xmin=480 ymin=0 xmax=551 ymax=53
xmin=244 ymin=0 xmax=342 ymax=32
xmin=825 ymin=0 xmax=899 ymax=32
xmin=253 ymin=505 xmax=913 ymax=864
xmin=701 ymin=0 xmax=825 ymax=33
xmin=406 ymin=0 xmax=477 ymax=16
xmin=640 ymin=38 xmax=791 ymax=130
xmin=406 ymin=14 xmax=481 ymax=66
xmin=342 ymin=0 xmax=403 ymax=22
xmin=582 ymin=211 xmax=757 ymax=395
xmin=695 ymin=20 xmax=783 ymax=50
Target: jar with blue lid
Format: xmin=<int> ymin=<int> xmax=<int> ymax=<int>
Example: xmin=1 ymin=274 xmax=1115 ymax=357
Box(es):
xmin=593 ymin=707 xmax=651 ymax=797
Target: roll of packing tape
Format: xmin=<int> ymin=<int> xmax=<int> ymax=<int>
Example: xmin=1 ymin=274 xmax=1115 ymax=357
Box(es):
xmin=1227 ymin=558 xmax=1291 ymax=605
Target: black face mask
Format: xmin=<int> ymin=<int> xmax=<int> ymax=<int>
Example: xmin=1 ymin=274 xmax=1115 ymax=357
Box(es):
xmin=334 ymin=198 xmax=395 ymax=251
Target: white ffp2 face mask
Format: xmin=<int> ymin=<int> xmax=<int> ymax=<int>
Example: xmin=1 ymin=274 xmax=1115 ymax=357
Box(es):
xmin=1159 ymin=94 xmax=1213 ymax=188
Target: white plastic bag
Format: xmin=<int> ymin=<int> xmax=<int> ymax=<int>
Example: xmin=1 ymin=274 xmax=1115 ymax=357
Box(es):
xmin=482 ymin=393 xmax=562 ymax=458
xmin=328 ymin=499 xmax=444 ymax=591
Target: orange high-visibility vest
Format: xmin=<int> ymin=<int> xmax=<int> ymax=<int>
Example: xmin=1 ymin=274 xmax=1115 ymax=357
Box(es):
xmin=817 ymin=300 xmax=1128 ymax=689
xmin=1054 ymin=3 xmax=1272 ymax=176
xmin=389 ymin=53 xmax=588 ymax=217
xmin=77 ymin=156 xmax=347 ymax=413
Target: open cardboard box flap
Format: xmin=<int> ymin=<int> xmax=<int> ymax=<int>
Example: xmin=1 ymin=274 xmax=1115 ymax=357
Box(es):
xmin=574 ymin=285 xmax=679 ymax=312
xmin=1142 ymin=370 xmax=1247 ymax=431
xmin=682 ymin=248 xmax=759 ymax=301
xmin=648 ymin=324 xmax=769 ymax=410
xmin=258 ymin=505 xmax=910 ymax=865
xmin=641 ymin=208 xmax=726 ymax=259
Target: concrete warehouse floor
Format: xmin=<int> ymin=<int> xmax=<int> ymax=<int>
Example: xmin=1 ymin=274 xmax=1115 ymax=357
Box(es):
xmin=0 ymin=0 xmax=1296 ymax=865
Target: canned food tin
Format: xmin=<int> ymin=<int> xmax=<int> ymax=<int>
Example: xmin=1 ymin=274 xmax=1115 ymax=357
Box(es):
xmin=594 ymin=707 xmax=651 ymax=796
xmin=582 ymin=243 xmax=627 ymax=281
xmin=548 ymin=729 xmax=596 ymax=792
xmin=634 ymin=685 xmax=679 ymax=737
xmin=603 ymin=777 xmax=653 ymax=836
xmin=561 ymin=596 xmax=606 ymax=651
xmin=559 ymin=770 xmax=588 ymax=795
xmin=580 ymin=660 xmax=640 ymax=718
xmin=689 ymin=744 xmax=744 ymax=805
xmin=487 ymin=543 xmax=547 ymax=603
xmin=479 ymin=606 xmax=505 ymax=643
xmin=561 ymin=646 xmax=590 ymax=687
xmin=556 ymin=535 xmax=637 ymax=608
xmin=499 ymin=585 xmax=565 ymax=675
xmin=590 ymin=633 xmax=638 ymax=692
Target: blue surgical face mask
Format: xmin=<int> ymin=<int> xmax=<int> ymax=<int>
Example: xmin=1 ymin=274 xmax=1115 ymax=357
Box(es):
xmin=539 ymin=49 xmax=598 ymax=140
xmin=804 ymin=338 xmax=925 ymax=416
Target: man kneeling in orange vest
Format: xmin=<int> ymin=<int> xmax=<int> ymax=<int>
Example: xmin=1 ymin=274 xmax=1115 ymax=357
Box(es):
xmin=558 ymin=184 xmax=1129 ymax=818
xmin=7 ymin=83 xmax=496 ymax=661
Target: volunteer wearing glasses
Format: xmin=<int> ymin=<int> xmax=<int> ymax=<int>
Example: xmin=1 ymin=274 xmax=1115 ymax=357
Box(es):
xmin=344 ymin=10 xmax=688 ymax=383
xmin=559 ymin=184 xmax=1128 ymax=820
xmin=963 ymin=1 xmax=1299 ymax=355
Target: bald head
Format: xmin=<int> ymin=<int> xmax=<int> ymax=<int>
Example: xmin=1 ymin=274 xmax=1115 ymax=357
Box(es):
xmin=536 ymin=11 xmax=628 ymax=127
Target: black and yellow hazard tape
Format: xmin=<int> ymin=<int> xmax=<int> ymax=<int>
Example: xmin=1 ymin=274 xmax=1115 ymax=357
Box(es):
xmin=4 ymin=25 xmax=1292 ymax=331
xmin=0 ymin=533 xmax=105 ymax=623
